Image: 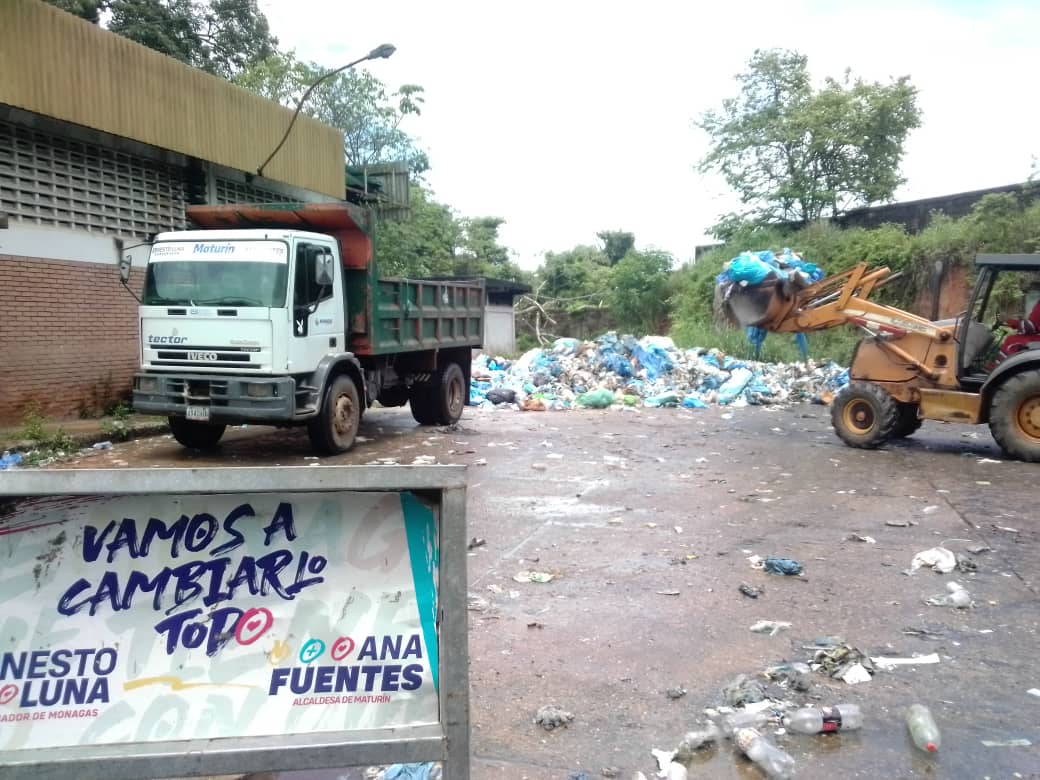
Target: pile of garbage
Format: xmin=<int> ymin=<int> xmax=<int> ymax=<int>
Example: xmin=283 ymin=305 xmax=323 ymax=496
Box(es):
xmin=470 ymin=332 xmax=848 ymax=411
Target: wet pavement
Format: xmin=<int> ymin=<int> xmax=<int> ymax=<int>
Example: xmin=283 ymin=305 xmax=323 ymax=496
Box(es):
xmin=49 ymin=405 xmax=1040 ymax=779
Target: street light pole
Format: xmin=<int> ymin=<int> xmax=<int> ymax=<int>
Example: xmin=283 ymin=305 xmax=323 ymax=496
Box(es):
xmin=256 ymin=44 xmax=396 ymax=178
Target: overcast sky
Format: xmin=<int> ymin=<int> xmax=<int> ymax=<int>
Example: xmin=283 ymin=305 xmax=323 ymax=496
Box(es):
xmin=258 ymin=0 xmax=1037 ymax=269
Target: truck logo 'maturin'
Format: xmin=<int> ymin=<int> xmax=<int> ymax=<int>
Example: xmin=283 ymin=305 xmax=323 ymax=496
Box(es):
xmin=193 ymin=244 xmax=235 ymax=255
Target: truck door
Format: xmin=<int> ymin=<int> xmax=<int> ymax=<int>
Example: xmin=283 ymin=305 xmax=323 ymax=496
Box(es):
xmin=291 ymin=241 xmax=344 ymax=372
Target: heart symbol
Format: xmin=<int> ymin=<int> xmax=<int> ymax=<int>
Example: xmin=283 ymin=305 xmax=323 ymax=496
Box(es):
xmin=234 ymin=607 xmax=273 ymax=646
xmin=246 ymin=617 xmax=261 ymax=631
xmin=0 ymin=684 xmax=18 ymax=706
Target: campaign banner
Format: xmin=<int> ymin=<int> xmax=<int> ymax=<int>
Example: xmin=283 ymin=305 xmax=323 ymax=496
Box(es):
xmin=0 ymin=490 xmax=440 ymax=750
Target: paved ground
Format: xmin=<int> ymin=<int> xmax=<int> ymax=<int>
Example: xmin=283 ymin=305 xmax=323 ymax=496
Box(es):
xmin=47 ymin=404 xmax=1040 ymax=779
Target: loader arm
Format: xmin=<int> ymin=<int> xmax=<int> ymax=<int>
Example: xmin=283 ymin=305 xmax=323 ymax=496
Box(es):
xmin=764 ymin=264 xmax=948 ymax=341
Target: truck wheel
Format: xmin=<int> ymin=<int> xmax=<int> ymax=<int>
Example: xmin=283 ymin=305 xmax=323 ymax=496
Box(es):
xmin=410 ymin=363 xmax=467 ymax=426
xmin=831 ymin=382 xmax=899 ymax=449
xmin=308 ymin=375 xmax=360 ymax=455
xmin=169 ymin=417 xmax=226 ymax=450
xmin=988 ymin=371 xmax=1040 ymax=462
xmin=892 ymin=403 xmax=923 ymax=438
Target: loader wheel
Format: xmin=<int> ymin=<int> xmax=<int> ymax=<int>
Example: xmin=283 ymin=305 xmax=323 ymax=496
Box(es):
xmin=308 ymin=375 xmax=361 ymax=455
xmin=831 ymin=382 xmax=899 ymax=449
xmin=988 ymin=371 xmax=1040 ymax=462
xmin=169 ymin=417 xmax=226 ymax=450
xmin=892 ymin=403 xmax=923 ymax=439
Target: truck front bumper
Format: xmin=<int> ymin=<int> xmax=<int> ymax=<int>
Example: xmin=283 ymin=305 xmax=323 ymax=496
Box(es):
xmin=133 ymin=373 xmax=296 ymax=422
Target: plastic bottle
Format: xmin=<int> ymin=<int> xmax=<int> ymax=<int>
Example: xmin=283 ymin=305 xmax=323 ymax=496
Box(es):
xmin=783 ymin=703 xmax=863 ymax=734
xmin=734 ymin=728 xmax=796 ymax=779
xmin=720 ymin=709 xmax=769 ymax=736
xmin=906 ymin=704 xmax=941 ymax=753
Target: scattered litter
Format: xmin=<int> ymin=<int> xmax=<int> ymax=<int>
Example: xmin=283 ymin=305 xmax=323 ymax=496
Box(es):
xmin=567 ymin=773 xmax=591 ymax=780
xmin=846 ymin=533 xmax=876 ymax=544
xmin=467 ymin=537 xmax=487 ymax=550
xmin=720 ymin=674 xmax=767 ymax=707
xmin=871 ymin=653 xmax=941 ymax=669
xmin=750 ymin=620 xmax=791 ymax=636
xmin=926 ymin=581 xmax=972 ymax=608
xmin=411 ymin=455 xmax=436 ymax=465
xmin=764 ymin=662 xmax=812 ymax=691
xmin=976 ymin=480 xmax=991 ymax=486
xmin=955 ymin=554 xmax=977 ymax=573
xmin=0 ymin=451 xmax=23 ymax=470
xmin=526 ymin=621 xmax=544 ymax=629
xmin=992 ymin=524 xmax=1019 ymax=534
xmin=885 ymin=519 xmax=912 ymax=527
xmin=761 ymin=557 xmax=804 ymax=576
xmin=656 ymin=589 xmax=681 ymax=596
xmin=473 ymin=458 xmax=487 ymax=466
xmin=977 ymin=458 xmax=1001 ymax=464
xmin=645 ymin=522 xmax=659 ymax=528
xmin=92 ymin=441 xmax=112 ymax=450
xmin=513 ymin=571 xmax=554 ymax=584
xmin=739 ymin=583 xmax=763 ymax=599
xmin=651 ymin=748 xmax=676 ymax=775
xmin=466 ymin=594 xmax=493 ymax=613
xmin=906 ymin=704 xmax=941 ymax=753
xmin=600 ymin=768 xmax=620 ymax=778
xmin=734 ymin=727 xmax=796 ymax=779
xmin=673 ymin=526 xmax=683 ymax=534
xmin=383 ymin=763 xmax=439 ymax=780
xmin=534 ymin=704 xmax=574 ymax=731
xmin=1027 ymin=688 xmax=1040 ymax=698
xmin=675 ymin=723 xmax=721 ymax=758
xmin=531 ymin=463 xmax=548 ymax=471
xmin=910 ymin=547 xmax=957 ymax=574
xmin=665 ymin=686 xmax=687 ymax=700
xmin=607 ymin=517 xmax=624 ymax=526
xmin=809 ymin=639 xmax=876 ymax=683
xmin=981 ymin=739 xmax=1031 ymax=747
xmin=921 ymin=505 xmax=940 ymax=515
xmin=967 ymin=545 xmax=992 ymax=555
xmin=841 ymin=664 xmax=872 ymax=685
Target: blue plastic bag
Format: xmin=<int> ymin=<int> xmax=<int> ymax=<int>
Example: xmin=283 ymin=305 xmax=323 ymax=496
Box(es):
xmin=718 ymin=367 xmax=754 ymax=404
xmin=682 ymin=396 xmax=708 ymax=409
xmin=764 ymin=556 xmax=804 ymax=575
xmin=633 ymin=343 xmax=673 ymax=381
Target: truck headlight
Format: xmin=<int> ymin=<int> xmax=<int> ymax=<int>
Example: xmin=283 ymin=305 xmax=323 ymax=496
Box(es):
xmin=246 ymin=383 xmax=274 ymax=398
xmin=137 ymin=377 xmax=159 ymax=394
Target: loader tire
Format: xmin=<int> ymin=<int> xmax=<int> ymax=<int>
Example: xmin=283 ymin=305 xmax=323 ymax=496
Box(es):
xmin=892 ymin=403 xmax=923 ymax=438
xmin=988 ymin=371 xmax=1040 ymax=462
xmin=831 ymin=382 xmax=899 ymax=449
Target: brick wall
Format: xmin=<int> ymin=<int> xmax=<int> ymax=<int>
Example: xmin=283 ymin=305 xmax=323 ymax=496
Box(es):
xmin=0 ymin=254 xmax=143 ymax=424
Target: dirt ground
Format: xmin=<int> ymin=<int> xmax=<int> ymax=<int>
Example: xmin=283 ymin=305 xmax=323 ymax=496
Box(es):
xmin=49 ymin=403 xmax=1040 ymax=779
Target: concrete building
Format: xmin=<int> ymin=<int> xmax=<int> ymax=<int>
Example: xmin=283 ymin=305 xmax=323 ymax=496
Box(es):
xmin=0 ymin=0 xmax=345 ymax=424
xmin=482 ymin=279 xmax=531 ymax=355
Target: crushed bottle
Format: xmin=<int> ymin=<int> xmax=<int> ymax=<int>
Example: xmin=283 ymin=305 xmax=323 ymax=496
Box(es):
xmin=734 ymin=728 xmax=796 ymax=779
xmin=719 ymin=709 xmax=769 ymax=736
xmin=783 ymin=703 xmax=862 ymax=734
xmin=906 ymin=704 xmax=941 ymax=753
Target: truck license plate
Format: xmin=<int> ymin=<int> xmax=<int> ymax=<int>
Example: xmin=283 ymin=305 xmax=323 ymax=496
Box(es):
xmin=186 ymin=405 xmax=210 ymax=421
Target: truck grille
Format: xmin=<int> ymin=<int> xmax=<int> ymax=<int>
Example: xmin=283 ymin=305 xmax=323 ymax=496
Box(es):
xmin=150 ymin=344 xmax=261 ymax=369
xmin=167 ymin=377 xmax=231 ymax=406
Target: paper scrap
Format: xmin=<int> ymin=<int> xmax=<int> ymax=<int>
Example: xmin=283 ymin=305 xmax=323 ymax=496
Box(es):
xmin=871 ymin=653 xmax=941 ymax=669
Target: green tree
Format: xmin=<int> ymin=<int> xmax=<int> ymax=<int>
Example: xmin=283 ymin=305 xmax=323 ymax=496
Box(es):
xmin=376 ymin=186 xmax=461 ymax=277
xmin=698 ymin=49 xmax=921 ymax=234
xmin=98 ymin=0 xmax=277 ymax=78
xmin=236 ymin=52 xmax=428 ymax=175
xmin=44 ymin=0 xmax=107 ymax=23
xmin=539 ymin=245 xmax=609 ymax=303
xmin=609 ymin=249 xmax=674 ymax=333
xmin=456 ymin=217 xmax=523 ymax=280
xmin=596 ymin=230 xmax=635 ymax=265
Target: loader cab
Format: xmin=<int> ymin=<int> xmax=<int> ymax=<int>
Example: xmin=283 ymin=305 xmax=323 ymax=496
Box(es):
xmin=958 ymin=254 xmax=1040 ymax=388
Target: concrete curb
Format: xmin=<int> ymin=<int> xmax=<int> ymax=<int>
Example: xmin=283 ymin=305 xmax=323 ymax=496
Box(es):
xmin=2 ymin=421 xmax=169 ymax=454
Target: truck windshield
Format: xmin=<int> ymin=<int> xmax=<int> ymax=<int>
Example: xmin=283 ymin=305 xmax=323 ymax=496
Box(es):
xmin=143 ymin=240 xmax=289 ymax=307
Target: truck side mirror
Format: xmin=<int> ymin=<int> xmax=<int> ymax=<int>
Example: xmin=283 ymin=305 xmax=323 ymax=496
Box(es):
xmin=315 ymin=250 xmax=335 ymax=287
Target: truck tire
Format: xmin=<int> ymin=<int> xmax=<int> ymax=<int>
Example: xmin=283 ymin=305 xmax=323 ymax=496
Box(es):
xmin=169 ymin=417 xmax=226 ymax=450
xmin=830 ymin=382 xmax=899 ymax=449
xmin=892 ymin=403 xmax=923 ymax=438
xmin=410 ymin=362 xmax=467 ymax=426
xmin=987 ymin=371 xmax=1040 ymax=462
xmin=307 ymin=375 xmax=361 ymax=455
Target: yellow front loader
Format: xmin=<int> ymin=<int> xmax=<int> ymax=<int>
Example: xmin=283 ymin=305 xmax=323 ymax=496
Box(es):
xmin=722 ymin=254 xmax=1040 ymax=461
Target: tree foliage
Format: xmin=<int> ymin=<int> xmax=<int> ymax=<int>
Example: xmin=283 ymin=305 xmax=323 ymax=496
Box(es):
xmin=376 ymin=186 xmax=460 ymax=277
xmin=75 ymin=0 xmax=279 ymax=78
xmin=235 ymin=52 xmax=428 ymax=175
xmin=699 ymin=49 xmax=921 ymax=235
xmin=608 ymin=249 xmax=674 ymax=334
xmin=596 ymin=230 xmax=635 ymax=265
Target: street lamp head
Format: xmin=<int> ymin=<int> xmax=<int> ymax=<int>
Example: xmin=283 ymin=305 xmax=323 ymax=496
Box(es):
xmin=368 ymin=43 xmax=396 ymax=60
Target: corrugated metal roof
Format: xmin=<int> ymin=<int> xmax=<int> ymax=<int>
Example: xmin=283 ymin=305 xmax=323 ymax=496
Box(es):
xmin=0 ymin=0 xmax=345 ymax=199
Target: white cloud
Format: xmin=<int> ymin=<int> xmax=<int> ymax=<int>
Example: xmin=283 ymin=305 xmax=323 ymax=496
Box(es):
xmin=258 ymin=0 xmax=1039 ymax=268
